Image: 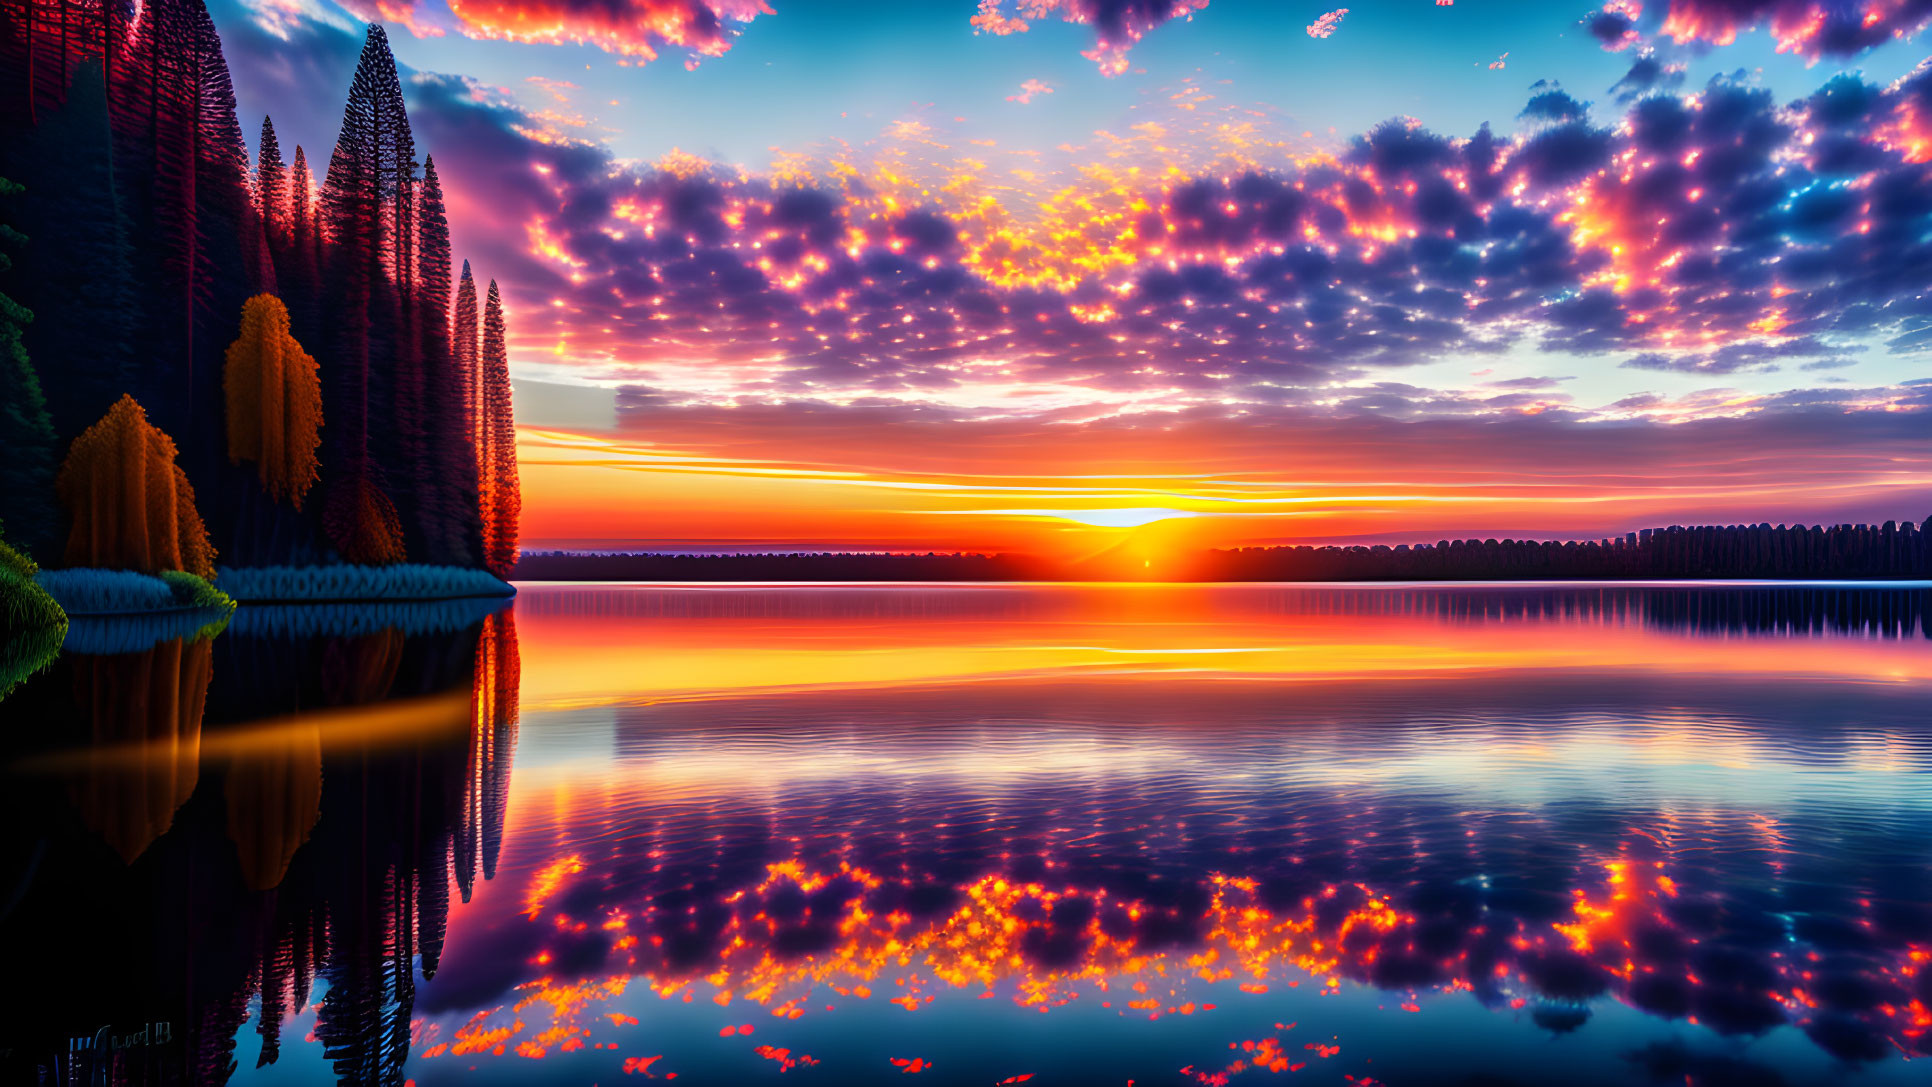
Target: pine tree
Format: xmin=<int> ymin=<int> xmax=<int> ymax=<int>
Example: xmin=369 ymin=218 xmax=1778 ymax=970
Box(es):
xmin=320 ymin=25 xmax=416 ymax=566
xmin=454 ymin=259 xmax=479 ymax=448
xmin=283 ymin=144 xmax=320 ymax=347
xmin=256 ymin=115 xmax=287 ymax=253
xmin=479 ymin=280 xmax=519 ymax=576
xmin=10 ymin=58 xmax=137 ymax=442
xmin=416 ymin=157 xmax=481 ymax=565
xmin=109 ymin=0 xmax=263 ymax=461
xmin=0 ymin=176 xmax=61 ymax=559
xmin=57 ymin=394 xmax=216 ymax=577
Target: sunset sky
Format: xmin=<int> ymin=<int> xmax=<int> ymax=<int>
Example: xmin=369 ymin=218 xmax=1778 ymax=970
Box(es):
xmin=210 ymin=0 xmax=1932 ymax=556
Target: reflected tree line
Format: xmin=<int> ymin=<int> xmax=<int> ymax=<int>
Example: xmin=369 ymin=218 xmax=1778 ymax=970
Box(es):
xmin=519 ymin=581 xmax=1932 ymax=640
xmin=1237 ymin=584 xmax=1932 ymax=639
xmin=0 ymin=607 xmax=520 ymax=1086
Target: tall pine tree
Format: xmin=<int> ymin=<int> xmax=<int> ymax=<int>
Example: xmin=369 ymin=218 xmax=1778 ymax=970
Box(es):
xmin=416 ymin=157 xmax=481 ymax=565
xmin=283 ymin=143 xmax=320 ymax=349
xmin=109 ymin=0 xmax=267 ymax=471
xmin=479 ymin=280 xmax=518 ymax=576
xmin=256 ymin=115 xmax=287 ymax=254
xmin=454 ymin=259 xmax=479 ymax=448
xmin=320 ymin=24 xmax=415 ymax=564
xmin=10 ymin=58 xmax=138 ymax=443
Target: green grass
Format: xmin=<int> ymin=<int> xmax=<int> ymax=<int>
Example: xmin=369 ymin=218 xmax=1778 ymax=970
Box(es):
xmin=215 ymin=564 xmax=514 ymax=602
xmin=1 ymin=539 xmax=67 ymax=697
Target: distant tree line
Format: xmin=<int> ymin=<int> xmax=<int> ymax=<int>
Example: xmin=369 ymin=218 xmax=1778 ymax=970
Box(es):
xmin=514 ymin=551 xmax=1039 ymax=582
xmin=0 ymin=2 xmax=519 ymax=576
xmin=514 ymin=518 xmax=1932 ymax=583
xmin=1200 ymin=519 xmax=1932 ymax=581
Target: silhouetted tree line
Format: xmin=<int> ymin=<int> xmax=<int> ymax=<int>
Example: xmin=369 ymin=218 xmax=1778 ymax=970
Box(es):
xmin=513 ymin=519 xmax=1932 ymax=583
xmin=514 ymin=550 xmax=1039 ymax=581
xmin=0 ymin=610 xmax=519 ymax=1086
xmin=0 ymin=2 xmax=518 ymax=575
xmin=1201 ymin=517 xmax=1932 ymax=582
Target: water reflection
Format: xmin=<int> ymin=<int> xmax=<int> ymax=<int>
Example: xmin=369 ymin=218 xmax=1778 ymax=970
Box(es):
xmin=0 ymin=583 xmax=1928 ymax=1086
xmin=0 ymin=606 xmax=518 ymax=1086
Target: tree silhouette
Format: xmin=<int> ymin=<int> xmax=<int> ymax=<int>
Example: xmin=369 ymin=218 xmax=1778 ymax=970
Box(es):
xmin=415 ymin=157 xmax=482 ymax=565
xmin=283 ymin=143 xmax=320 ymax=346
xmin=320 ymin=25 xmax=416 ymax=567
xmin=256 ymin=114 xmax=287 ymax=254
xmin=224 ymin=293 xmax=321 ymax=507
xmin=110 ymin=0 xmax=267 ymax=450
xmin=9 ymin=58 xmax=137 ymax=441
xmin=57 ymin=394 xmax=216 ymax=577
xmin=479 ymin=280 xmax=519 ymax=576
xmin=0 ymin=175 xmax=61 ymax=558
xmin=2 ymin=2 xmax=514 ymax=579
xmin=454 ymin=258 xmax=479 ymax=448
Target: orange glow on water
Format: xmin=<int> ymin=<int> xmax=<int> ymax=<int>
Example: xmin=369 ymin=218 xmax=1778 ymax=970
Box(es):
xmin=507 ymin=583 xmax=1932 ymax=713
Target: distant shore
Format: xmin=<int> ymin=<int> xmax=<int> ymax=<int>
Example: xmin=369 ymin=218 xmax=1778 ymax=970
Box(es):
xmin=513 ymin=519 xmax=1932 ymax=583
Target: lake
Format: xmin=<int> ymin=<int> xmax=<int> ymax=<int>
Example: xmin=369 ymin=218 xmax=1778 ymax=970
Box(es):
xmin=2 ymin=582 xmax=1929 ymax=1086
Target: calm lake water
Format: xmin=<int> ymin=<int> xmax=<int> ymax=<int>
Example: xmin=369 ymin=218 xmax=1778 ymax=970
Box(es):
xmin=2 ymin=582 xmax=1930 ymax=1086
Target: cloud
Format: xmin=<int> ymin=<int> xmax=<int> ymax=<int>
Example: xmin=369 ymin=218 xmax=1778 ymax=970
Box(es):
xmin=1008 ymin=78 xmax=1055 ymax=104
xmin=1589 ymin=0 xmax=1932 ymax=61
xmin=971 ymin=0 xmax=1212 ymax=76
xmin=332 ymin=0 xmax=773 ymax=66
xmin=1608 ymin=50 xmax=1685 ymax=103
xmin=1620 ymin=336 xmax=1851 ymax=374
xmin=279 ymin=12 xmax=1932 ymax=447
xmin=1306 ymin=8 xmax=1348 ymax=39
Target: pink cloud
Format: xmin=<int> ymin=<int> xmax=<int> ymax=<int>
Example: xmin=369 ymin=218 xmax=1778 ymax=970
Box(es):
xmin=970 ymin=0 xmax=1212 ymax=76
xmin=1306 ymin=8 xmax=1348 ymax=39
xmin=1007 ymin=78 xmax=1055 ymax=104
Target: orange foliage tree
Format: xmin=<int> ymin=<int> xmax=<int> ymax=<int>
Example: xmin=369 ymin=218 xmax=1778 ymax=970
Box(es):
xmin=224 ymin=293 xmax=322 ymax=507
xmin=56 ymin=395 xmax=216 ymax=577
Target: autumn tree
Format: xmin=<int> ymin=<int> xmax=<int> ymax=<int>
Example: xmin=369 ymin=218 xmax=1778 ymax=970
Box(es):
xmin=224 ymin=293 xmax=321 ymax=506
xmin=0 ymin=175 xmax=61 ymax=559
xmin=478 ymin=280 xmax=519 ymax=576
xmin=57 ymin=394 xmax=216 ymax=577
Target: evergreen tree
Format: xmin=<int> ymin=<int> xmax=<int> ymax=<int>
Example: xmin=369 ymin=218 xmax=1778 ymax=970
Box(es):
xmin=10 ymin=58 xmax=137 ymax=442
xmin=109 ymin=0 xmax=265 ymax=465
xmin=454 ymin=259 xmax=479 ymax=447
xmin=416 ymin=157 xmax=481 ymax=565
xmin=479 ymin=280 xmax=518 ymax=576
xmin=284 ymin=144 xmax=320 ymax=347
xmin=320 ymin=24 xmax=415 ymax=565
xmin=0 ymin=176 xmax=61 ymax=560
xmin=256 ymin=115 xmax=287 ymax=253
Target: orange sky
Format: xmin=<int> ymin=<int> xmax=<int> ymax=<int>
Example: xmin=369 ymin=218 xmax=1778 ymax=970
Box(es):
xmin=515 ymin=414 xmax=1932 ymax=557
